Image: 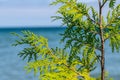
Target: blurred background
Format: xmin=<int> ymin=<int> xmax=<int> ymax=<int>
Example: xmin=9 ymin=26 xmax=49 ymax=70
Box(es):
xmin=0 ymin=0 xmax=120 ymax=80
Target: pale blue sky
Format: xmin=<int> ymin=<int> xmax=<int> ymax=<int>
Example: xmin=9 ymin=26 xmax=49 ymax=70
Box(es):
xmin=0 ymin=0 xmax=119 ymax=27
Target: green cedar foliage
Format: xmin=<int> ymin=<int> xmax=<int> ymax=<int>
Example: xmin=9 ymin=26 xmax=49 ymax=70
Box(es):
xmin=13 ymin=0 xmax=120 ymax=80
xmin=51 ymin=0 xmax=120 ymax=80
xmin=51 ymin=0 xmax=120 ymax=53
xmin=13 ymin=31 xmax=95 ymax=80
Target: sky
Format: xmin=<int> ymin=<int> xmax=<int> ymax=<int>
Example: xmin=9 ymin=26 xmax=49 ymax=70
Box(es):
xmin=0 ymin=0 xmax=119 ymax=27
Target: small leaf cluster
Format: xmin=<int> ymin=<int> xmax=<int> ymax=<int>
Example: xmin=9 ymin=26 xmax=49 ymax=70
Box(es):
xmin=109 ymin=0 xmax=116 ymax=8
xmin=105 ymin=4 xmax=120 ymax=52
xmin=12 ymin=31 xmax=49 ymax=62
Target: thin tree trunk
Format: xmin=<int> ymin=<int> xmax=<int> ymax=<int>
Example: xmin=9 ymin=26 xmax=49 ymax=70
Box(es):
xmin=100 ymin=17 xmax=105 ymax=80
xmin=98 ymin=0 xmax=105 ymax=80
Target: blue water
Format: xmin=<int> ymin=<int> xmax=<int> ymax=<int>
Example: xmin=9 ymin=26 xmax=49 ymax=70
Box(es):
xmin=0 ymin=27 xmax=120 ymax=80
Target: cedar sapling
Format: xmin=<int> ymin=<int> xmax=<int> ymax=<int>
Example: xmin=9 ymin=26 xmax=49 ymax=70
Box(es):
xmin=13 ymin=0 xmax=120 ymax=80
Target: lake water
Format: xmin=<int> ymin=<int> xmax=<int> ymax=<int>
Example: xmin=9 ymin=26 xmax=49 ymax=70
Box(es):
xmin=0 ymin=27 xmax=120 ymax=80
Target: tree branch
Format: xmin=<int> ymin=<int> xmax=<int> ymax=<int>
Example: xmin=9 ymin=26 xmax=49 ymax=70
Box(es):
xmin=86 ymin=15 xmax=100 ymax=25
xmin=98 ymin=0 xmax=101 ymax=8
xmin=105 ymin=16 xmax=119 ymax=28
xmin=48 ymin=48 xmax=85 ymax=79
xmin=104 ymin=31 xmax=120 ymax=42
xmin=101 ymin=0 xmax=108 ymax=8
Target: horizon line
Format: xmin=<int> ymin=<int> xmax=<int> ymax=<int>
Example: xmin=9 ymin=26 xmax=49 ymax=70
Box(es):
xmin=0 ymin=25 xmax=66 ymax=28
